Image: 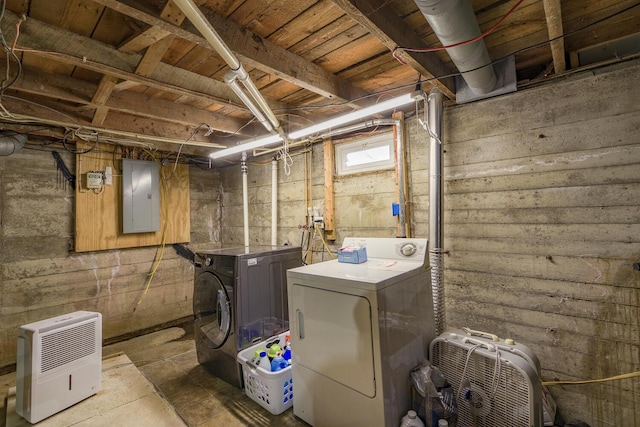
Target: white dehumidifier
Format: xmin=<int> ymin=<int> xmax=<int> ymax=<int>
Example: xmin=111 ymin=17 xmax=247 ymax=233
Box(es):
xmin=16 ymin=311 xmax=102 ymax=423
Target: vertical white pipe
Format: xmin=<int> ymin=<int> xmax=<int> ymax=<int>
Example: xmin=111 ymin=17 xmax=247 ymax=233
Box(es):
xmin=241 ymin=152 xmax=249 ymax=247
xmin=428 ymin=88 xmax=445 ymax=334
xmin=271 ymin=158 xmax=278 ymax=246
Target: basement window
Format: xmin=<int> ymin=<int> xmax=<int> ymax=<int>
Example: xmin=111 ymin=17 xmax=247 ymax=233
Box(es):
xmin=335 ymin=133 xmax=395 ymax=176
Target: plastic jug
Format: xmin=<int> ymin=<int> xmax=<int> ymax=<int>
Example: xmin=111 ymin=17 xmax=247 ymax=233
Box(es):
xmin=270 ymin=351 xmax=288 ymax=372
xmin=400 ymin=410 xmax=425 ymax=427
xmin=258 ymin=351 xmax=271 ymax=372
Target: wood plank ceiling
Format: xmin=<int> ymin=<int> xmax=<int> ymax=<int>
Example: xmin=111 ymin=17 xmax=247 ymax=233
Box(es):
xmin=0 ymin=0 xmax=638 ymax=158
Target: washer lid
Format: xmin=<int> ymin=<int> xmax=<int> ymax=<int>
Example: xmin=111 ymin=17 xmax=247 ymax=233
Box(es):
xmin=194 ymin=271 xmax=231 ymax=349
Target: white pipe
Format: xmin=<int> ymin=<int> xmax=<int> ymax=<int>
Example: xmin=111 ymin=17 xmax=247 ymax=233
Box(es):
xmin=224 ymin=71 xmax=273 ymax=132
xmin=415 ymin=0 xmax=497 ymax=95
xmin=173 ymin=0 xmax=283 ymax=135
xmin=241 ymin=152 xmax=249 ymax=247
xmin=171 ymin=0 xmax=240 ymax=70
xmin=271 ymin=158 xmax=278 ymax=246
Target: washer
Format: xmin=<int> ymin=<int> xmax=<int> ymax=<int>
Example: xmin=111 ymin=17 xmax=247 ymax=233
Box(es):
xmin=287 ymin=237 xmax=435 ymax=427
xmin=194 ymin=245 xmax=302 ymax=388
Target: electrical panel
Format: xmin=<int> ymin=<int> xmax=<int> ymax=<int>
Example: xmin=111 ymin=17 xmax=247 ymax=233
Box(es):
xmin=122 ymin=159 xmax=160 ymax=234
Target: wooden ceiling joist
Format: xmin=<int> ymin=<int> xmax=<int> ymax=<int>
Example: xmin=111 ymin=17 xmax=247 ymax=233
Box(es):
xmin=2 ymin=10 xmax=242 ymax=109
xmin=91 ymin=0 xmax=371 ymax=105
xmin=331 ymin=0 xmax=456 ymax=99
xmin=8 ymin=66 xmax=251 ymax=138
xmin=542 ymin=0 xmax=566 ymax=74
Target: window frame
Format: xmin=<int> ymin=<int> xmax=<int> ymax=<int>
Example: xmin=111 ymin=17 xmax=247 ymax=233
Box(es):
xmin=335 ymin=133 xmax=395 ymax=176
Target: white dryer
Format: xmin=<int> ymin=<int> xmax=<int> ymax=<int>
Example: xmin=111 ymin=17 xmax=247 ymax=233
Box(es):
xmin=287 ymin=237 xmax=435 ymax=427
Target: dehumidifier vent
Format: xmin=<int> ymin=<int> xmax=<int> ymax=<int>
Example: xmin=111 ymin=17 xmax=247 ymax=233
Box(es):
xmin=41 ymin=321 xmax=97 ymax=372
xmin=16 ymin=311 xmax=102 ymax=424
xmin=430 ymin=329 xmax=543 ymax=427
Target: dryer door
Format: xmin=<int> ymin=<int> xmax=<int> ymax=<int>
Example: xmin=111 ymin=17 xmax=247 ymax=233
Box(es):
xmin=194 ymin=271 xmax=232 ymax=349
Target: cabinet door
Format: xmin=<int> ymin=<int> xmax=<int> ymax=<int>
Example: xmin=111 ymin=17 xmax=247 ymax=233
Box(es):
xmin=290 ymin=284 xmax=375 ymax=397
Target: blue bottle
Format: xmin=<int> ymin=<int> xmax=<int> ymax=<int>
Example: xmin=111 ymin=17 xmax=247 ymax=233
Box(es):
xmin=271 ymin=351 xmax=287 ymax=372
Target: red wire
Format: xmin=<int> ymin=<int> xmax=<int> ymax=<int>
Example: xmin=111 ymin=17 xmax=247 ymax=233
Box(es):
xmin=393 ymin=0 xmax=526 ymax=63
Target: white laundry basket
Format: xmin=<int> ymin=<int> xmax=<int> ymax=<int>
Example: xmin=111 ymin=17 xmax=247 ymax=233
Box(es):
xmin=236 ymin=331 xmax=293 ymax=415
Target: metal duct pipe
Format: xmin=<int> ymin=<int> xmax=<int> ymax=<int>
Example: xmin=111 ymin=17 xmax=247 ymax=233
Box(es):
xmin=271 ymin=158 xmax=278 ymax=246
xmin=241 ymin=152 xmax=249 ymax=247
xmin=0 ymin=131 xmax=27 ymax=155
xmin=415 ymin=0 xmax=497 ymax=95
xmin=428 ymin=88 xmax=445 ymax=334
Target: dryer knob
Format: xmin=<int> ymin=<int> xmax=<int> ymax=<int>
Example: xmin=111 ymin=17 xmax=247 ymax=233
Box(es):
xmin=400 ymin=243 xmax=417 ymax=257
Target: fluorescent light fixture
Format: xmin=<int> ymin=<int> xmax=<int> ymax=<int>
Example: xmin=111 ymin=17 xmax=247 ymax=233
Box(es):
xmin=209 ymin=92 xmax=418 ymax=159
xmin=288 ymin=92 xmax=415 ymax=140
xmin=210 ymin=134 xmax=283 ymax=159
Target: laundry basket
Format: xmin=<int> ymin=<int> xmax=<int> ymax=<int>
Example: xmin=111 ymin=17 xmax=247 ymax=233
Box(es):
xmin=236 ymin=331 xmax=293 ymax=415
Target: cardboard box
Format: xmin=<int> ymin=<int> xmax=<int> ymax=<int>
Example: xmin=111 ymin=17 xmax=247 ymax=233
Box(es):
xmin=337 ymin=245 xmax=367 ymax=264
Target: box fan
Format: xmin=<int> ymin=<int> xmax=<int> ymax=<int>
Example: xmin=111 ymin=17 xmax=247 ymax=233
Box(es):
xmin=16 ymin=311 xmax=102 ymax=423
xmin=430 ymin=328 xmax=543 ymax=427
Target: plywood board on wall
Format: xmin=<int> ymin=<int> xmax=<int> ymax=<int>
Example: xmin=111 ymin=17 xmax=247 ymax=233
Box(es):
xmin=74 ymin=150 xmax=190 ymax=252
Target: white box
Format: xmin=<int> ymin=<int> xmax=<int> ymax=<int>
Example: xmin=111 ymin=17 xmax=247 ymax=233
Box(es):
xmin=16 ymin=311 xmax=102 ymax=423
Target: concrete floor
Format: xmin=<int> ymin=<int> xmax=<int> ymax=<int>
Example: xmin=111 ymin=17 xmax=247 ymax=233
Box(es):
xmin=1 ymin=322 xmax=308 ymax=427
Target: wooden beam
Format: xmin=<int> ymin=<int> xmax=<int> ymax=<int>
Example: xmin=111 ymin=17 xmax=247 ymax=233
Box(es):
xmin=91 ymin=75 xmax=119 ymax=125
xmin=7 ymin=66 xmax=254 ymax=136
xmin=2 ymin=10 xmax=241 ymax=108
xmin=330 ymin=0 xmax=455 ymax=99
xmin=2 ymin=94 xmax=228 ymax=151
xmin=543 ymin=0 xmax=566 ymax=74
xmin=91 ymin=0 xmax=371 ymax=105
xmin=323 ymin=138 xmax=336 ymax=241
xmin=393 ymin=111 xmax=410 ymax=238
xmin=134 ymin=34 xmax=176 ymax=77
xmin=118 ymin=26 xmax=171 ymax=53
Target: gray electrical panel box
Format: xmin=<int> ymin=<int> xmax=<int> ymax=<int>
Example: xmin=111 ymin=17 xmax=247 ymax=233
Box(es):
xmin=122 ymin=159 xmax=160 ymax=234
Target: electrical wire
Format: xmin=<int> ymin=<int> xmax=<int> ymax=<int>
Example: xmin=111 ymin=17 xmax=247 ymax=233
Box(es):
xmin=542 ymin=371 xmax=640 ymax=386
xmin=314 ymin=222 xmax=336 ymax=259
xmin=134 ymin=169 xmax=171 ymax=311
xmin=392 ymin=0 xmax=526 ymax=63
xmin=280 ymin=1 xmax=640 ymax=115
xmin=62 ymin=128 xmax=99 ymax=154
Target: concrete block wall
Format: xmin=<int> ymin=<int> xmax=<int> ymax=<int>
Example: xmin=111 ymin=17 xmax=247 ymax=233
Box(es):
xmin=0 ymin=151 xmax=222 ymax=369
xmin=219 ymin=60 xmax=640 ymax=425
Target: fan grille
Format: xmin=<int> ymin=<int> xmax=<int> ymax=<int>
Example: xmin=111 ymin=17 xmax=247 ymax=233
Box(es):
xmin=431 ymin=340 xmax=534 ymax=427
